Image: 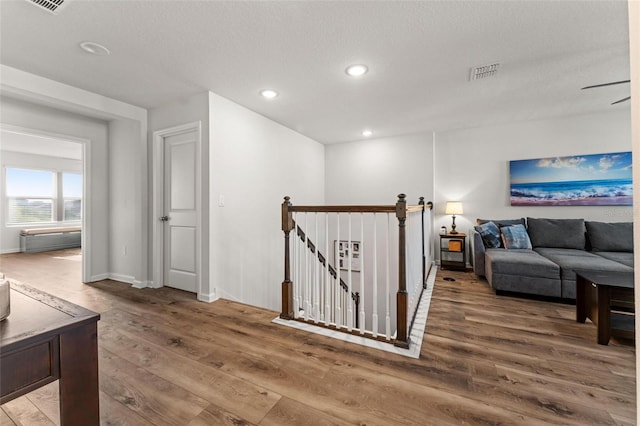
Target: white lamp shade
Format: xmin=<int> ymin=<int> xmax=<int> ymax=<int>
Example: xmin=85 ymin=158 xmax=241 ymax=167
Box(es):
xmin=445 ymin=201 xmax=463 ymax=215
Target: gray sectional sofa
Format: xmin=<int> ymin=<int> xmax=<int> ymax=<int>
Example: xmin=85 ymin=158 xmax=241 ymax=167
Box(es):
xmin=471 ymin=217 xmax=634 ymax=299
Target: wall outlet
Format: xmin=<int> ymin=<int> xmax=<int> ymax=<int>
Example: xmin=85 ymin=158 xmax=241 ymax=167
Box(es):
xmin=218 ymin=195 xmax=225 ymax=207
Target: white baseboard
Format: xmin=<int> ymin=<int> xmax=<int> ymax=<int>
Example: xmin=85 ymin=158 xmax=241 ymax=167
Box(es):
xmin=147 ymin=280 xmax=162 ymax=289
xmin=132 ymin=280 xmax=157 ymax=289
xmin=197 ymin=290 xmax=217 ymax=303
xmin=0 ymin=248 xmax=21 ymax=254
xmin=109 ymin=273 xmax=135 ymax=284
xmin=89 ymin=273 xmax=141 ymax=284
xmin=88 ymin=273 xmax=110 ymax=282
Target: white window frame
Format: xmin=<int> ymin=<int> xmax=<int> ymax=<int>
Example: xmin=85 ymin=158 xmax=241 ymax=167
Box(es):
xmin=4 ymin=167 xmax=82 ymax=226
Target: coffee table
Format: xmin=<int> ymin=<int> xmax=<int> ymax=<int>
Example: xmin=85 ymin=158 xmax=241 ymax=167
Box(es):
xmin=0 ymin=281 xmax=100 ymax=424
xmin=575 ymin=269 xmax=635 ymax=345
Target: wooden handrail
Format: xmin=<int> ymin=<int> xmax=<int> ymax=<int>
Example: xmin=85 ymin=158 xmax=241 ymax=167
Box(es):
xmin=406 ymin=205 xmax=424 ymax=213
xmin=290 ymin=205 xmax=395 ymax=213
xmin=290 ymin=203 xmax=431 ymax=214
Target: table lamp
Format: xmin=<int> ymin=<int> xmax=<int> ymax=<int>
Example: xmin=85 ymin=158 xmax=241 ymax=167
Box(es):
xmin=445 ymin=201 xmax=463 ymax=234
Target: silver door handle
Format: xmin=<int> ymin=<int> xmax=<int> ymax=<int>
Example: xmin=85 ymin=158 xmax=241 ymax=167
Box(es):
xmin=160 ymin=216 xmax=169 ymax=222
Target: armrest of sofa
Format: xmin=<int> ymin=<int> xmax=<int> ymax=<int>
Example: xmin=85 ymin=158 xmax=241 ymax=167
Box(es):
xmin=470 ymin=229 xmax=486 ymax=276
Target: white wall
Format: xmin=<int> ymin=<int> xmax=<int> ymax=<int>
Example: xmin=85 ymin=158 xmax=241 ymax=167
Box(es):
xmin=109 ymin=119 xmax=143 ymax=282
xmin=325 ymin=133 xmax=435 ymax=205
xmin=434 ymin=109 xmax=632 ymax=263
xmin=0 ymin=97 xmax=110 ymax=276
xmin=0 ymin=150 xmax=82 ymax=253
xmin=209 ymin=92 xmax=325 ymax=311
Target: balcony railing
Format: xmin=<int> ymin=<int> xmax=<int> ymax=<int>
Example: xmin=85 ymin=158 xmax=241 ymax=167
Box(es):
xmin=280 ymin=194 xmax=433 ymax=348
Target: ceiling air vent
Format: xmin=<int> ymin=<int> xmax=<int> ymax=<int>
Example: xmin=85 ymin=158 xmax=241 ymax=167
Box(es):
xmin=23 ymin=0 xmax=69 ymax=14
xmin=470 ymin=63 xmax=500 ymax=81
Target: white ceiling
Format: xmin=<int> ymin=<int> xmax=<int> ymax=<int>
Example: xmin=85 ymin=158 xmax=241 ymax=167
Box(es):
xmin=0 ymin=0 xmax=631 ymax=144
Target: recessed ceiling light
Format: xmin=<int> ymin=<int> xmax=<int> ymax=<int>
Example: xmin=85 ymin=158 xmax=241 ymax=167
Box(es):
xmin=362 ymin=129 xmax=373 ymax=137
xmin=79 ymin=41 xmax=111 ymax=56
xmin=260 ymin=89 xmax=279 ymax=99
xmin=346 ymin=64 xmax=368 ymax=77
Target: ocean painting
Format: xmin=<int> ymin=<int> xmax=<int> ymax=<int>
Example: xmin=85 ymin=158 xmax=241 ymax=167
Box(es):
xmin=510 ymin=152 xmax=632 ymax=206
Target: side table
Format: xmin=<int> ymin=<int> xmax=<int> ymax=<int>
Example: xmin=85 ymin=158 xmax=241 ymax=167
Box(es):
xmin=440 ymin=233 xmax=466 ymax=271
xmin=1 ymin=281 xmax=101 ymax=425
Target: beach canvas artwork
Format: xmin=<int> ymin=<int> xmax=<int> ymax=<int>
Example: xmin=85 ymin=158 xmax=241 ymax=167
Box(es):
xmin=510 ymin=152 xmax=632 ymax=206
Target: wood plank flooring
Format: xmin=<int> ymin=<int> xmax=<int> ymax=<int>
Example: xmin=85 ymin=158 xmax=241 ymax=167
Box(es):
xmin=0 ymin=249 xmax=635 ymax=425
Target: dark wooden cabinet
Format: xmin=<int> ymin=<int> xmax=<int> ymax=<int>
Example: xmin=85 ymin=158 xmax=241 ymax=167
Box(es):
xmin=440 ymin=233 xmax=467 ymax=271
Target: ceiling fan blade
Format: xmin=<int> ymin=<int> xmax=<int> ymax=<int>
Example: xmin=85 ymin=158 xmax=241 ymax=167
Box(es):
xmin=581 ymin=80 xmax=631 ymax=90
xmin=611 ymin=96 xmax=631 ymax=105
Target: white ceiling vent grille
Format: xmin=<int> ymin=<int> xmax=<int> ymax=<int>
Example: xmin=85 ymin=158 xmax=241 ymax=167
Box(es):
xmin=470 ymin=63 xmax=500 ymax=81
xmin=23 ymin=0 xmax=69 ymax=15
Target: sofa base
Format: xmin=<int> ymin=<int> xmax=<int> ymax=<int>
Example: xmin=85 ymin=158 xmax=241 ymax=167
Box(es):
xmin=485 ymin=248 xmax=562 ymax=298
xmin=488 ymin=274 xmax=562 ymax=298
xmin=495 ymin=289 xmax=573 ymax=305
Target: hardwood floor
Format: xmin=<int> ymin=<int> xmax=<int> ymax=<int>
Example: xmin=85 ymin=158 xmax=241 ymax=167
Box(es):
xmin=0 ymin=249 xmax=635 ymax=425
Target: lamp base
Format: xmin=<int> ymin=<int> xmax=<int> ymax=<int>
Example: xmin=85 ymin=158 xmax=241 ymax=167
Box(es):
xmin=450 ymin=215 xmax=458 ymax=234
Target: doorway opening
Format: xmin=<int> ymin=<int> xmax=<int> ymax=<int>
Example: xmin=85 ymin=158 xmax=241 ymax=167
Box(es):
xmin=0 ymin=125 xmax=91 ymax=282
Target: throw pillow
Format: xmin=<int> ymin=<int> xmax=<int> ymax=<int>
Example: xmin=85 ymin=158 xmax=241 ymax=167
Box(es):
xmin=501 ymin=224 xmax=532 ymax=250
xmin=474 ymin=221 xmax=502 ymax=248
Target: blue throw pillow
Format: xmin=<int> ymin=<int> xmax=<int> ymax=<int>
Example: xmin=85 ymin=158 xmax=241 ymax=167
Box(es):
xmin=474 ymin=221 xmax=502 ymax=248
xmin=501 ymin=224 xmax=532 ymax=250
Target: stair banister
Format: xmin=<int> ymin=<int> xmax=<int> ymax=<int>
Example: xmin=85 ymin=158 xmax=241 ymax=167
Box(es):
xmin=395 ymin=193 xmax=409 ymax=348
xmin=280 ymin=195 xmax=433 ymax=349
xmin=281 ymin=196 xmax=294 ymax=320
xmin=420 ymin=197 xmax=426 ymax=289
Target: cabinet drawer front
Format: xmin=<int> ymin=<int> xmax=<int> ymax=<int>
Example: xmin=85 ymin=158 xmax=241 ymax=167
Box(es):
xmin=0 ymin=337 xmax=60 ymax=403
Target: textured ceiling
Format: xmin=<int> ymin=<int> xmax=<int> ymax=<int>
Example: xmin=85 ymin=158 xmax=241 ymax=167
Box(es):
xmin=0 ymin=0 xmax=631 ymax=144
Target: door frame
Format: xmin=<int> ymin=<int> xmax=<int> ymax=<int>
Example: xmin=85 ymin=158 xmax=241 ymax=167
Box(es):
xmin=0 ymin=123 xmax=92 ymax=282
xmin=152 ymin=121 xmax=202 ymax=297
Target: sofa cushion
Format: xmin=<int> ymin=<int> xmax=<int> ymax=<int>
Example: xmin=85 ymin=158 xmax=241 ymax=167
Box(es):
xmin=485 ymin=249 xmax=559 ymax=279
xmin=477 ymin=218 xmax=525 ymax=227
xmin=533 ymin=248 xmax=631 ymax=279
xmin=594 ymin=251 xmax=634 ymax=268
xmin=534 ymin=247 xmax=633 ymax=298
xmin=585 ymin=221 xmax=633 ymax=252
xmin=500 ymin=224 xmax=532 ymax=250
xmin=526 ymin=218 xmax=585 ymax=249
xmin=474 ymin=221 xmax=502 ymax=248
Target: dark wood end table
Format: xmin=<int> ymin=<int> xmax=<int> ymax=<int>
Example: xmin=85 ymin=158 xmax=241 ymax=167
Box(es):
xmin=0 ymin=281 xmax=100 ymax=425
xmin=575 ymin=269 xmax=634 ymax=345
xmin=440 ymin=233 xmax=467 ymax=271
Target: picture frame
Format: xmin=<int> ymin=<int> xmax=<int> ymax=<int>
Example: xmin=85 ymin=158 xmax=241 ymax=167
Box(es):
xmin=510 ymin=151 xmax=632 ymax=206
xmin=334 ymin=240 xmax=361 ymax=272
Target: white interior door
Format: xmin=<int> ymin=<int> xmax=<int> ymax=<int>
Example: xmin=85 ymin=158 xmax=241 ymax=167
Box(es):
xmin=162 ymin=130 xmax=198 ymax=293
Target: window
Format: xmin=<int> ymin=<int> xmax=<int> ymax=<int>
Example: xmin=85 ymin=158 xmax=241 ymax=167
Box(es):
xmin=5 ymin=168 xmax=82 ymax=225
xmin=63 ymin=173 xmax=82 ymax=221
